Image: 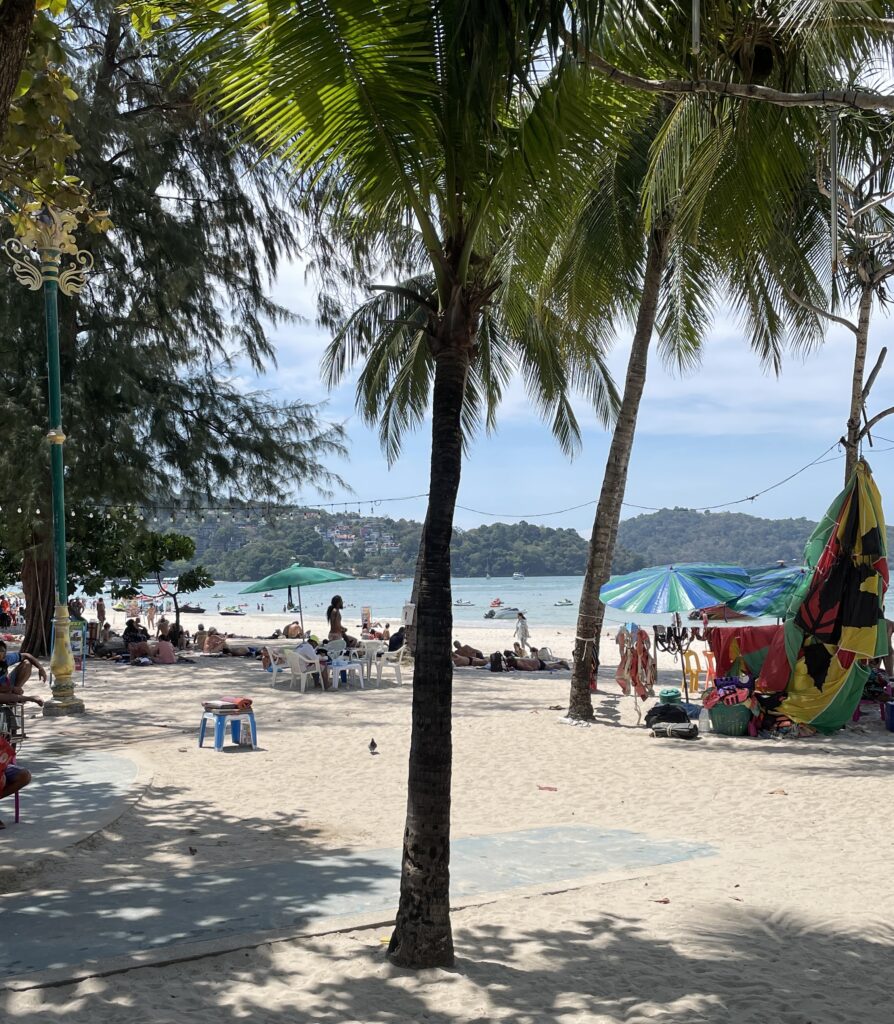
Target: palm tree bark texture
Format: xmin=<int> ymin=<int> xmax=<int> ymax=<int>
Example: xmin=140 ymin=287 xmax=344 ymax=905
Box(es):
xmin=844 ymin=285 xmax=873 ymax=484
xmin=568 ymin=229 xmax=667 ymax=720
xmin=0 ymin=0 xmax=35 ymax=144
xmin=388 ymin=314 xmax=472 ymax=969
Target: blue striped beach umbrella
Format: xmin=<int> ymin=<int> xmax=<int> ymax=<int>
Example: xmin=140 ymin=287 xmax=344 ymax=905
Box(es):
xmin=730 ymin=566 xmax=812 ymax=619
xmin=599 ymin=563 xmax=750 ymax=614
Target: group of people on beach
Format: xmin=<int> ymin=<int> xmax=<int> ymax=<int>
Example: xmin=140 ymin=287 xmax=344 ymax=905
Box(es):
xmin=0 ymin=594 xmax=24 ymax=629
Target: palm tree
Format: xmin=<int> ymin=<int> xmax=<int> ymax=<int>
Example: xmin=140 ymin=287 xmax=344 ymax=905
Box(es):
xmin=564 ymin=100 xmax=833 ymax=718
xmin=149 ymin=0 xmax=631 ymax=967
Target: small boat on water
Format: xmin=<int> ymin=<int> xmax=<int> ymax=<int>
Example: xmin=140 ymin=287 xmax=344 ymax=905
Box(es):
xmin=454 ymin=599 xmax=474 ymax=607
xmin=379 ymin=573 xmax=396 ymax=581
xmin=220 ymin=606 xmax=246 ymax=616
xmin=512 ymin=572 xmax=525 ymax=580
xmin=554 ymin=598 xmax=573 ymax=607
xmin=211 ymin=593 xmax=225 ymax=598
xmin=263 ymin=592 xmax=274 ymax=597
xmin=179 ymin=604 xmax=205 ymax=614
xmin=490 ymin=598 xmax=503 ymax=608
xmin=484 ymin=606 xmax=523 ymax=620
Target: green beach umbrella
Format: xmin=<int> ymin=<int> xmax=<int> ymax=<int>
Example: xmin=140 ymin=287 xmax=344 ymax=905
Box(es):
xmin=599 ymin=563 xmax=749 ymax=614
xmin=240 ymin=564 xmax=354 ymax=633
xmin=729 ymin=566 xmax=812 ymax=619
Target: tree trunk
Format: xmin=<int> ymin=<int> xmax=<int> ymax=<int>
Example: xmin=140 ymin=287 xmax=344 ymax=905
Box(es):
xmin=388 ymin=342 xmax=470 ymax=969
xmin=568 ymin=230 xmax=667 ymax=720
xmin=0 ymin=0 xmax=34 ymax=145
xmin=844 ymin=285 xmax=873 ymax=483
xmin=405 ymin=512 xmax=428 ymax=656
xmin=21 ymin=544 xmax=54 ymax=658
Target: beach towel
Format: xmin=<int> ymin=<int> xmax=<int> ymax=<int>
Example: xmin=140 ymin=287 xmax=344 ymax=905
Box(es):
xmin=203 ymin=696 xmax=253 ymax=712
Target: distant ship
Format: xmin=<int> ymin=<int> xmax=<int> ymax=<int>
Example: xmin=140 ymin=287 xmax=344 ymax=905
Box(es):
xmin=512 ymin=572 xmax=525 ymax=580
xmin=554 ymin=598 xmax=573 ymax=607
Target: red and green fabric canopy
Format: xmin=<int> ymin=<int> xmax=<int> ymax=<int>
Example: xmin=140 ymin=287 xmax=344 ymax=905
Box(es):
xmin=761 ymin=460 xmax=889 ymax=732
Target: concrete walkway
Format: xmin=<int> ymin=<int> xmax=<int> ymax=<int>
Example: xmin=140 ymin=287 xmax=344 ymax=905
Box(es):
xmin=0 ymin=750 xmax=141 ymax=858
xmin=0 ymin=824 xmax=713 ymax=981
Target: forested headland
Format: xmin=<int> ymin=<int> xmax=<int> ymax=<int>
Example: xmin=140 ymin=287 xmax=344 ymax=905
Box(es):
xmin=173 ymin=506 xmax=882 ymax=582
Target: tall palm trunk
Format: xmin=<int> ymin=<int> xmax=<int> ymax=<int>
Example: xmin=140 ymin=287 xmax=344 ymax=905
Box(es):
xmin=388 ymin=329 xmax=470 ymax=969
xmin=568 ymin=230 xmax=667 ymax=720
xmin=844 ymin=285 xmax=873 ymax=483
xmin=405 ymin=512 xmax=428 ymax=656
xmin=21 ymin=542 xmax=54 ymax=658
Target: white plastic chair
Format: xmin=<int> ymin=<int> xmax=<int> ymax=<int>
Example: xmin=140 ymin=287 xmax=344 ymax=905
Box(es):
xmin=355 ymin=638 xmax=384 ymax=684
xmin=267 ymin=650 xmax=289 ymax=689
xmin=284 ymin=649 xmax=327 ymax=693
xmin=323 ymin=639 xmax=363 ymax=688
xmin=376 ymin=645 xmax=408 ymax=687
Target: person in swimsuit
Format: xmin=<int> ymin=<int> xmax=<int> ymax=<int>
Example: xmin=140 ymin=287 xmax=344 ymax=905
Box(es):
xmin=326 ymin=595 xmax=357 ymax=647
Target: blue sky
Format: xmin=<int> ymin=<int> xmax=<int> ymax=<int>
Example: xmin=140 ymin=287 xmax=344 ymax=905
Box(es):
xmin=239 ymin=257 xmax=894 ymax=536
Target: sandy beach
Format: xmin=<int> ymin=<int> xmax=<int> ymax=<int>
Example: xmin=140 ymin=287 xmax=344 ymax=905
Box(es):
xmin=2 ymin=612 xmax=892 ymax=1022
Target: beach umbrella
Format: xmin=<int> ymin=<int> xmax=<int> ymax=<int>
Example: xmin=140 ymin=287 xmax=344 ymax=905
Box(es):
xmin=239 ymin=564 xmax=354 ymax=633
xmin=599 ymin=563 xmax=749 ymax=614
xmin=729 ymin=566 xmax=812 ymax=619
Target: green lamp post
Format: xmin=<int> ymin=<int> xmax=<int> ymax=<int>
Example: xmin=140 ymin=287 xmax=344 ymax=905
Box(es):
xmin=2 ymin=198 xmax=92 ymax=715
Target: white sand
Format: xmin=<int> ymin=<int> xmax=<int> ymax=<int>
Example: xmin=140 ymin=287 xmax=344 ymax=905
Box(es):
xmin=3 ymin=612 xmax=892 ymax=1022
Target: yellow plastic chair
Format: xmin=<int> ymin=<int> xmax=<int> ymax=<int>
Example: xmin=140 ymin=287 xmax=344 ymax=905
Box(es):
xmin=702 ymin=650 xmax=717 ymax=687
xmin=682 ymin=650 xmax=703 ymax=693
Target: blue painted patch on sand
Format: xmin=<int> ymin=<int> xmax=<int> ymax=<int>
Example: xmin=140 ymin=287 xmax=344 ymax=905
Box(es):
xmin=0 ymin=825 xmax=713 ymax=977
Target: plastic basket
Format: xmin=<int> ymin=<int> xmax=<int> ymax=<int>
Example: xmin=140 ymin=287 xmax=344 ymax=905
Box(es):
xmin=708 ymin=702 xmax=752 ymax=737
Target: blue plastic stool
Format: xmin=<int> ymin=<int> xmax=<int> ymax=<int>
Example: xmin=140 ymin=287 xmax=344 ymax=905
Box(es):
xmin=198 ymin=710 xmax=258 ymax=752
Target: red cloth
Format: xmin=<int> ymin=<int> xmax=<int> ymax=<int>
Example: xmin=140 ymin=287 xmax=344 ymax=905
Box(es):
xmin=708 ymin=625 xmax=782 ymax=680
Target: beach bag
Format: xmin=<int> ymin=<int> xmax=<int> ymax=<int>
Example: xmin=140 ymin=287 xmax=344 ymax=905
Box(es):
xmin=489 ymin=652 xmax=504 ymax=673
xmin=644 ymin=704 xmax=689 ymax=729
xmin=650 ymin=721 xmax=699 ymax=740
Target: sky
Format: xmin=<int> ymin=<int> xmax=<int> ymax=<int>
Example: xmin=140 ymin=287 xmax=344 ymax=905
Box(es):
xmin=236 ymin=256 xmax=894 ymax=537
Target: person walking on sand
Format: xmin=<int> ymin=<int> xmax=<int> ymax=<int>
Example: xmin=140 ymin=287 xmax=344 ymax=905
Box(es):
xmin=514 ymin=611 xmax=530 ymax=649
xmin=146 ymin=603 xmax=156 ymax=631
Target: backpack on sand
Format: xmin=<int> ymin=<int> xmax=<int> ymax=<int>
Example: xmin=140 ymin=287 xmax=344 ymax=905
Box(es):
xmin=489 ymin=652 xmax=504 ymax=672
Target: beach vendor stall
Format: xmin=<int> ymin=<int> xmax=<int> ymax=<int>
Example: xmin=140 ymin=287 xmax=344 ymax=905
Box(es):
xmin=704 ymin=460 xmax=889 ymax=736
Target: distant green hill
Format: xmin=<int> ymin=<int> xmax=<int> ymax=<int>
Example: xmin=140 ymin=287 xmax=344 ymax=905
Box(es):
xmin=173 ymin=505 xmax=893 ymax=581
xmin=614 ymin=508 xmax=816 ymax=570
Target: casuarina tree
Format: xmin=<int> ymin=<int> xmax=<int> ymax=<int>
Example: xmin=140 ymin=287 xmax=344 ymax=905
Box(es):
xmin=0 ymin=0 xmax=344 ymax=653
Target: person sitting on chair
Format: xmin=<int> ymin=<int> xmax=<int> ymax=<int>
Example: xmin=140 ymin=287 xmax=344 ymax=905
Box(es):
xmin=387 ymin=626 xmax=406 ymax=652
xmin=0 ymin=641 xmax=47 ymax=701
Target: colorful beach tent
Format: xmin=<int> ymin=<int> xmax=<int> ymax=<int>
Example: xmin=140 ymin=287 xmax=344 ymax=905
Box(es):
xmin=599 ymin=563 xmax=749 ymax=614
xmin=760 ymin=461 xmax=889 ymax=731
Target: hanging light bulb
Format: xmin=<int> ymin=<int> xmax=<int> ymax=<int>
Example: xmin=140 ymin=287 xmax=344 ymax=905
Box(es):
xmin=35 ymin=508 xmax=41 ymax=515
xmin=16 ymin=507 xmax=22 ymax=514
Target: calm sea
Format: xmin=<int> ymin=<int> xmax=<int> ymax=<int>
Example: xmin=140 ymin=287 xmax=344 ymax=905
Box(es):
xmin=94 ymin=575 xmax=772 ymax=631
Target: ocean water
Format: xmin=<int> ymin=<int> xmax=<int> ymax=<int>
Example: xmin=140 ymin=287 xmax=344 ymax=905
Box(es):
xmin=96 ymin=575 xmax=764 ymax=631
